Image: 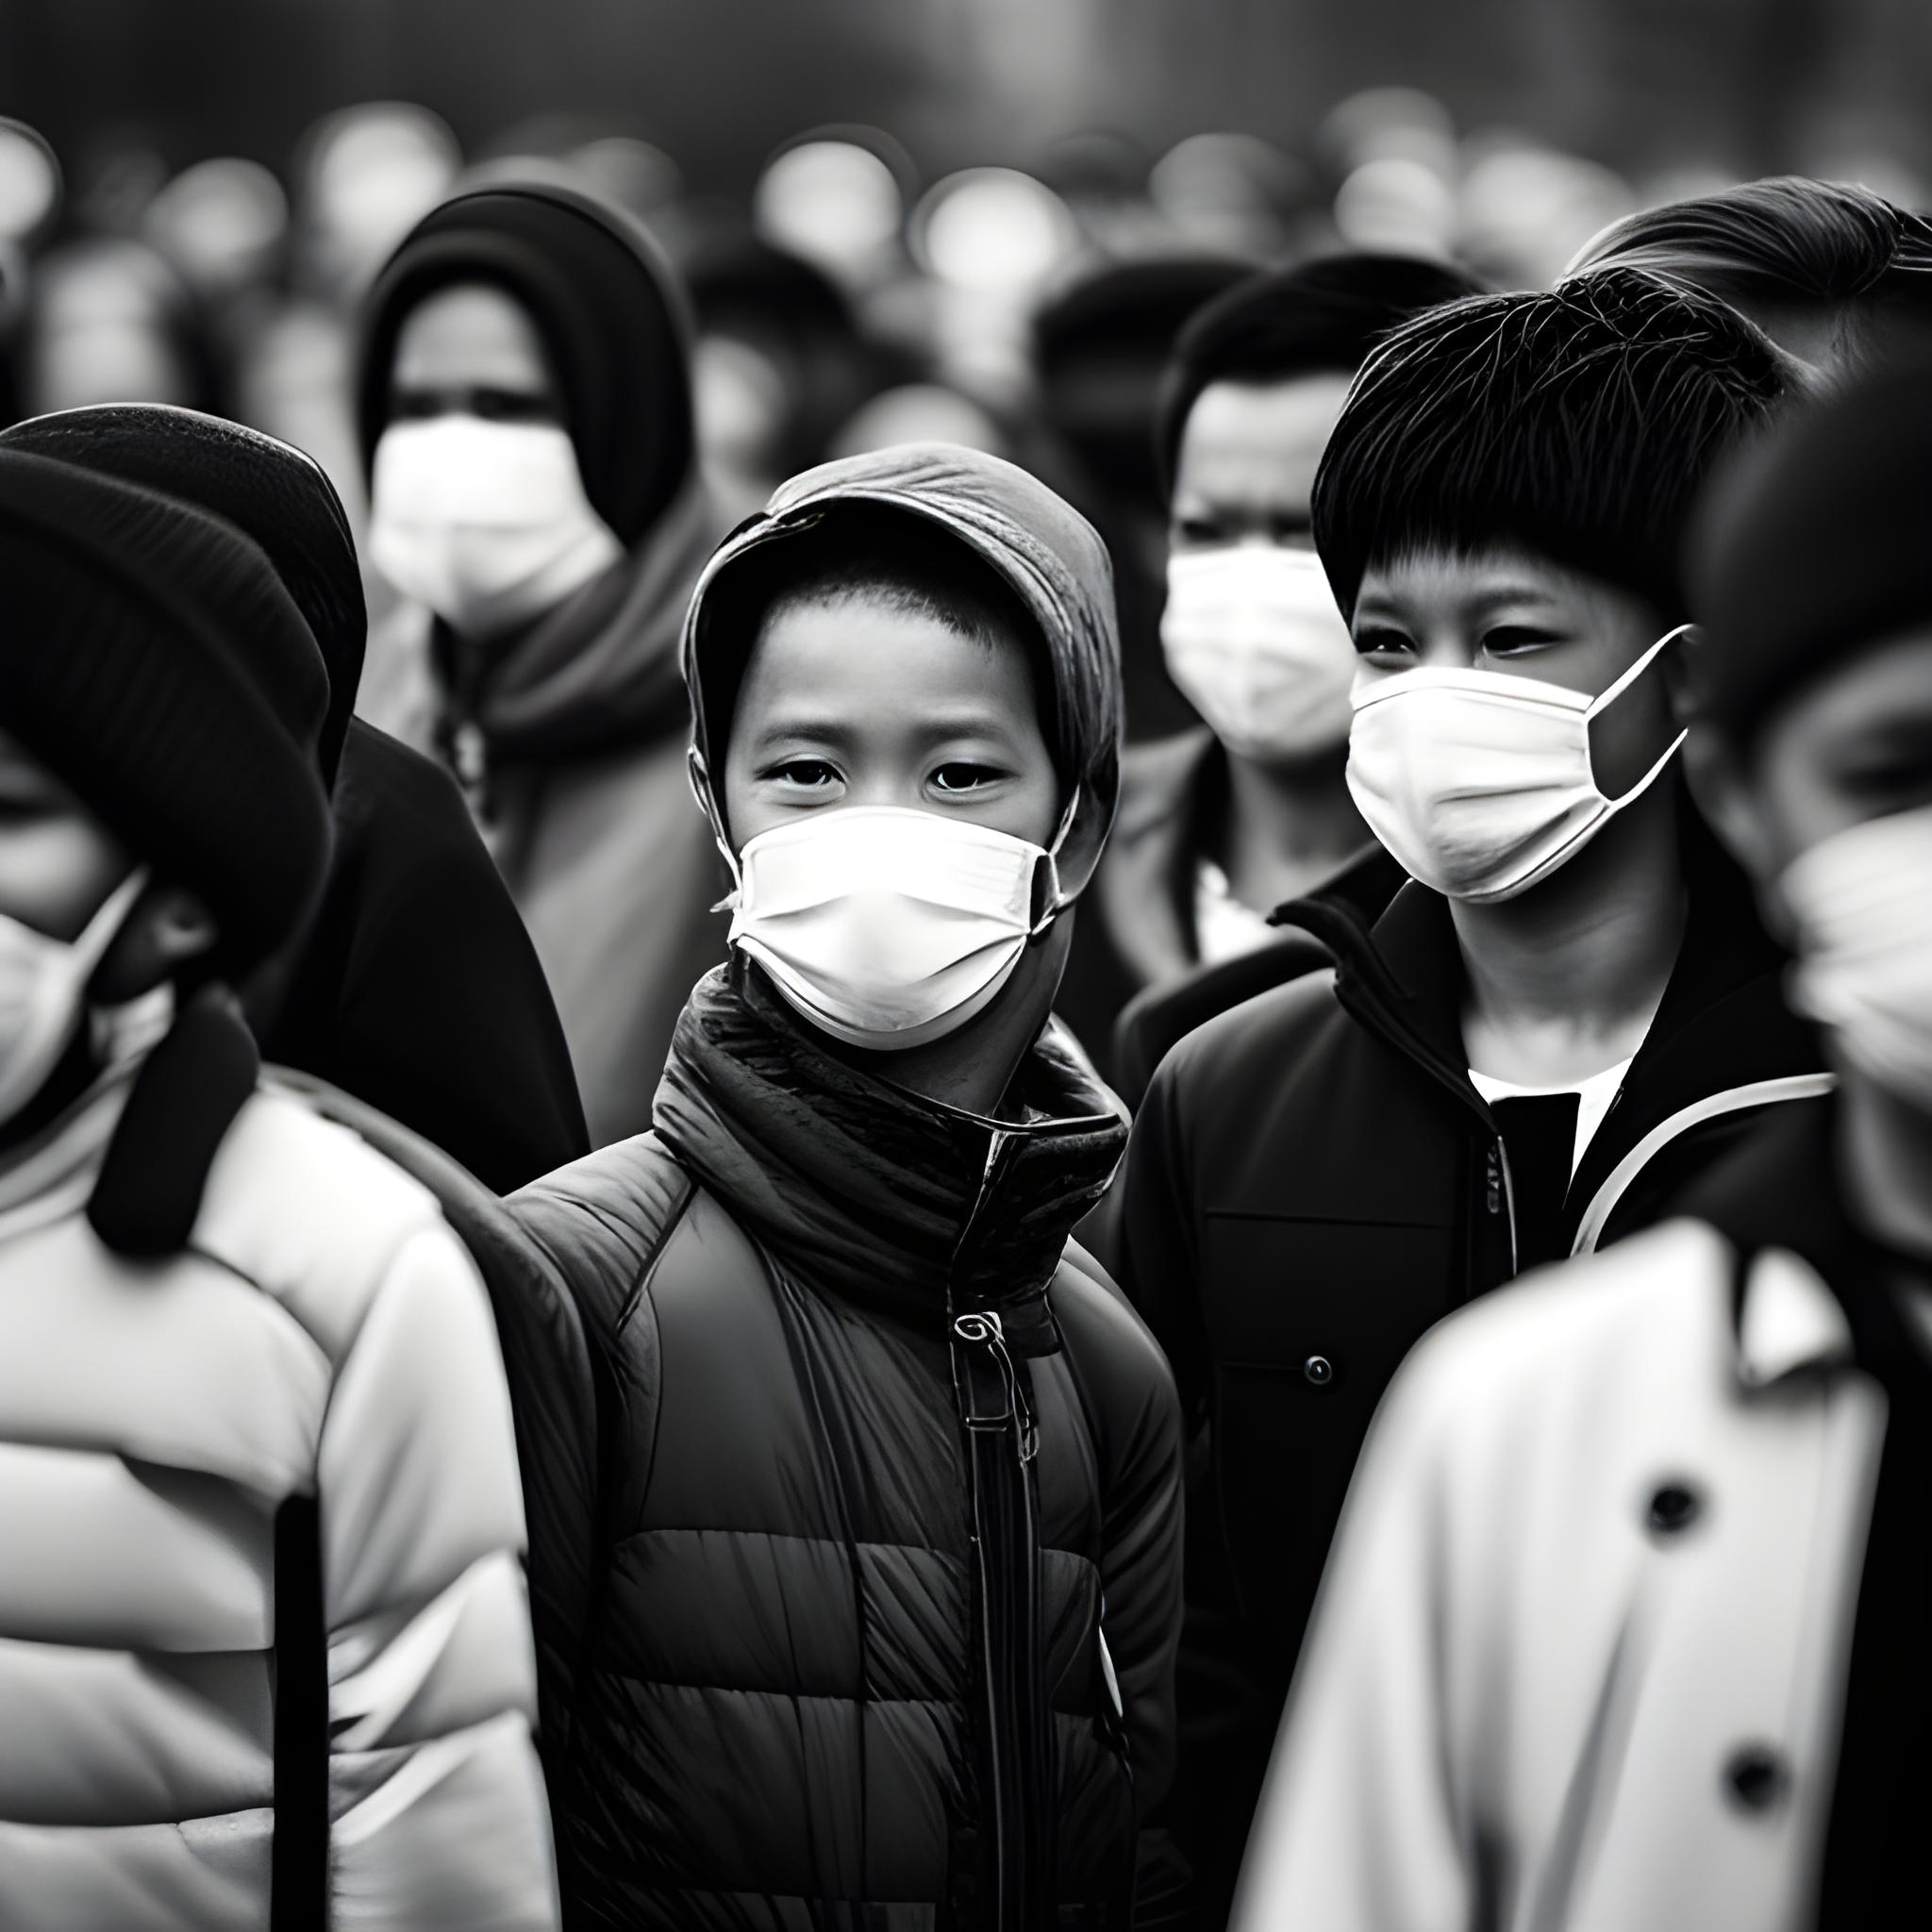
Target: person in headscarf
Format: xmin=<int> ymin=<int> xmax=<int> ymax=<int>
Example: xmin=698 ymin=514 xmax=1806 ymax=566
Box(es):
xmin=512 ymin=444 xmax=1183 ymax=1926
xmin=0 ymin=401 xmax=589 ymax=1191
xmin=358 ymin=180 xmax=725 ymax=1143
xmin=0 ymin=450 xmax=556 ymax=1932
xmin=1056 ymin=255 xmax=1482 ymax=1100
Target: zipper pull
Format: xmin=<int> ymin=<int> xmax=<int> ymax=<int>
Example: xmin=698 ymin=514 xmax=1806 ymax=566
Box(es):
xmin=953 ymin=1309 xmax=1039 ymax=1463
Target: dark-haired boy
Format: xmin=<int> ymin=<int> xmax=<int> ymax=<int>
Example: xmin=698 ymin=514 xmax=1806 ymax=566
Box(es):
xmin=514 ymin=445 xmax=1183 ymax=1927
xmin=1058 ymin=254 xmax=1480 ymax=1100
xmin=0 ymin=454 xmax=557 ymax=1929
xmin=1117 ymin=269 xmax=1828 ymax=1910
xmin=1236 ymin=341 xmax=1932 ymax=1932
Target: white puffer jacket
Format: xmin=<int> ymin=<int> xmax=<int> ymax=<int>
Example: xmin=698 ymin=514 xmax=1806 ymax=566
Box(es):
xmin=0 ymin=1063 xmax=558 ymax=1931
xmin=1234 ymin=1217 xmax=1886 ymax=1932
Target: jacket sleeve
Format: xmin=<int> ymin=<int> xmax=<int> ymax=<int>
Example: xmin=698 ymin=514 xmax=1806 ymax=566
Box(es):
xmin=1114 ymin=1047 xmax=1213 ymax=1435
xmin=319 ymin=1218 xmax=560 ymax=1930
xmin=1230 ymin=1324 xmax=1473 ymax=1932
xmin=1057 ymin=1249 xmax=1186 ymax=1816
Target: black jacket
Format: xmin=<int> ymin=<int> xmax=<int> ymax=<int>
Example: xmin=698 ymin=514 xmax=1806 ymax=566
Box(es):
xmin=253 ymin=717 xmax=590 ymax=1192
xmin=514 ymin=964 xmax=1184 ymax=1930
xmin=1117 ymin=818 xmax=1828 ymax=1919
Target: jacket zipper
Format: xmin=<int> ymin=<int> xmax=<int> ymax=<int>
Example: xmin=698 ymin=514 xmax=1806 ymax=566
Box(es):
xmin=948 ymin=1130 xmax=1053 ymax=1931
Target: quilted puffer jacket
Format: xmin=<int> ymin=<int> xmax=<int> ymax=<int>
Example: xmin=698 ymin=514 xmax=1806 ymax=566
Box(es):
xmin=0 ymin=995 xmax=557 ymax=1932
xmin=514 ymin=962 xmax=1184 ymax=1930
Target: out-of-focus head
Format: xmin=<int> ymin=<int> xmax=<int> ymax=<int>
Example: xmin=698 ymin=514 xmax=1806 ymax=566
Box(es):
xmin=0 ymin=451 xmax=330 ymax=973
xmin=24 ymin=238 xmax=218 ymax=417
xmin=358 ymin=179 xmax=694 ymax=544
xmin=293 ymin=102 xmax=461 ymax=303
xmin=1160 ymin=252 xmax=1486 ymax=546
xmin=1564 ymin=176 xmax=1932 ymax=380
xmin=0 ymin=404 xmax=363 ymax=789
xmin=1690 ymin=358 xmax=1932 ymax=1116
xmin=1690 ymin=356 xmax=1932 ymax=873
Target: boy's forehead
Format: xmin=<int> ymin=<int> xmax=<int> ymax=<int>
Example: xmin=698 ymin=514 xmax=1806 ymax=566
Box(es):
xmin=0 ymin=724 xmax=79 ymax=803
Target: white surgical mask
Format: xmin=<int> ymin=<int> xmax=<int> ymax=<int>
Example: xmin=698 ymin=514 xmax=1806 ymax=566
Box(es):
xmin=368 ymin=416 xmax=624 ymax=639
xmin=1782 ymin=803 xmax=1932 ymax=1110
xmin=725 ymin=806 xmax=1071 ymax=1051
xmin=1345 ymin=625 xmax=1691 ymax=903
xmin=0 ymin=868 xmax=152 ymax=1123
xmin=1161 ymin=546 xmax=1357 ymax=761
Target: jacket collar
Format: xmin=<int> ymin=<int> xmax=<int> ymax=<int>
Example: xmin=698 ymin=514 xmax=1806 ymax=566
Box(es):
xmin=1275 ymin=805 xmax=1825 ymax=1208
xmin=652 ymin=960 xmax=1129 ymax=1352
xmin=434 ymin=477 xmax=718 ymax=765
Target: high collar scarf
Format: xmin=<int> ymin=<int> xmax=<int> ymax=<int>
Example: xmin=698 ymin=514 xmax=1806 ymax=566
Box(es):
xmin=654 ymin=960 xmax=1128 ymax=1352
xmin=432 ymin=477 xmax=717 ymax=764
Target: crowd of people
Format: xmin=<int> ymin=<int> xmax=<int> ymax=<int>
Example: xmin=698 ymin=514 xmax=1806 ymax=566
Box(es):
xmin=1 ymin=86 xmax=1930 ymax=1932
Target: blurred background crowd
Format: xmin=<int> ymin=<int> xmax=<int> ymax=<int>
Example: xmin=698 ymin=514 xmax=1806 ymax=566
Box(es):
xmin=5 ymin=0 xmax=1930 ymax=744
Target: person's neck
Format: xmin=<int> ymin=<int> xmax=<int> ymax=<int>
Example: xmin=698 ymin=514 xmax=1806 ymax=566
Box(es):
xmin=1213 ymin=744 xmax=1366 ymax=912
xmin=0 ymin=1031 xmax=104 ymax=1160
xmin=1455 ymin=786 xmax=1687 ymax=1085
xmin=1838 ymin=1070 xmax=1932 ymax=1264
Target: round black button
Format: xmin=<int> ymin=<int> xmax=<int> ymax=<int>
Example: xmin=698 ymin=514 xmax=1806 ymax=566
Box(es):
xmin=1646 ymin=1481 xmax=1704 ymax=1538
xmin=1724 ymin=1744 xmax=1789 ymax=1813
xmin=1303 ymin=1355 xmax=1334 ymax=1387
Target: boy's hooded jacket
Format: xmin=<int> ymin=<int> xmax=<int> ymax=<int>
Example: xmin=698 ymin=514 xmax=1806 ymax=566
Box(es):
xmin=513 ymin=445 xmax=1182 ymax=1930
xmin=358 ymin=183 xmax=728 ymax=1144
xmin=0 ymin=457 xmax=557 ymax=1930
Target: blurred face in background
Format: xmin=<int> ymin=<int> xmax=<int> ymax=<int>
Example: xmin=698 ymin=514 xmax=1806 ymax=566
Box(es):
xmin=369 ymin=282 xmax=623 ymax=637
xmin=1160 ymin=370 xmax=1360 ymax=764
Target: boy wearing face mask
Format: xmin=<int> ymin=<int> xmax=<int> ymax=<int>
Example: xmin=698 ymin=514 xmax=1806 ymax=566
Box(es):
xmin=0 ymin=456 xmax=558 ymax=1930
xmin=511 ymin=444 xmax=1185 ymax=1928
xmin=358 ymin=182 xmax=726 ymax=1145
xmin=1057 ymin=255 xmax=1481 ymax=1101
xmin=1234 ymin=353 xmax=1932 ymax=1932
xmin=1117 ymin=267 xmax=1827 ymax=1917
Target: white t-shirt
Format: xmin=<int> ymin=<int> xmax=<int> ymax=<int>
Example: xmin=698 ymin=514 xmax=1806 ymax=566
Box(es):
xmin=1469 ymin=1057 xmax=1634 ymax=1177
xmin=1193 ymin=858 xmax=1279 ymax=966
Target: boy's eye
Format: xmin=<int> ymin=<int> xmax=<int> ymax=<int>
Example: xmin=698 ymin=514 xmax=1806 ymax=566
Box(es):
xmin=1352 ymin=625 xmax=1415 ymax=659
xmin=930 ymin=761 xmax=1005 ymax=793
xmin=1481 ymin=625 xmax=1564 ymax=658
xmin=764 ymin=758 xmax=841 ymax=790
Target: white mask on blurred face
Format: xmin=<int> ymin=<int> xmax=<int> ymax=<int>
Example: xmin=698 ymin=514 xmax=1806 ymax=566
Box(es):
xmin=1782 ymin=803 xmax=1932 ymax=1110
xmin=1344 ymin=625 xmax=1690 ymax=903
xmin=0 ymin=868 xmax=151 ymax=1123
xmin=368 ymin=415 xmax=624 ymax=638
xmin=724 ymin=805 xmax=1072 ymax=1051
xmin=1161 ymin=546 xmax=1357 ymax=761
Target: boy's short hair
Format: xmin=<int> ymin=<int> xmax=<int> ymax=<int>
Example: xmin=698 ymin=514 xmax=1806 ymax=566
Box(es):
xmin=1156 ymin=253 xmax=1485 ymax=491
xmin=696 ymin=502 xmax=1058 ymax=774
xmin=1690 ymin=355 xmax=1932 ymax=758
xmin=1311 ymin=267 xmax=1796 ymax=618
xmin=1564 ymin=176 xmax=1932 ymax=374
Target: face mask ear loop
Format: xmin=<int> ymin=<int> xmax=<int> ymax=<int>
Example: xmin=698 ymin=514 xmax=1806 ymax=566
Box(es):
xmin=75 ymin=865 xmax=156 ymax=1002
xmin=1584 ymin=622 xmax=1696 ymax=806
xmin=1029 ymin=787 xmax=1085 ymax=936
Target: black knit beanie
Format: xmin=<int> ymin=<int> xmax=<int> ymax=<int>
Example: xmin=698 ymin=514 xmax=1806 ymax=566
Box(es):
xmin=0 ymin=404 xmax=366 ymax=788
xmin=0 ymin=450 xmax=331 ymax=967
xmin=1690 ymin=357 xmax=1932 ymax=756
xmin=356 ymin=180 xmax=695 ymax=547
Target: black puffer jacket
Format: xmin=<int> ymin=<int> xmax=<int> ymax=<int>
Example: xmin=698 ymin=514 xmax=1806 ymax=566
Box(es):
xmin=515 ymin=964 xmax=1183 ymax=1929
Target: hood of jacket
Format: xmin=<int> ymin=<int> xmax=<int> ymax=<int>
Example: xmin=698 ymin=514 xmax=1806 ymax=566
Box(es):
xmin=653 ymin=958 xmax=1128 ymax=1351
xmin=679 ymin=440 xmax=1124 ymax=868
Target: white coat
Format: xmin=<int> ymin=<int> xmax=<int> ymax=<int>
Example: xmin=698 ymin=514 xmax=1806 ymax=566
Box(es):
xmin=1233 ymin=1217 xmax=1888 ymax=1932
